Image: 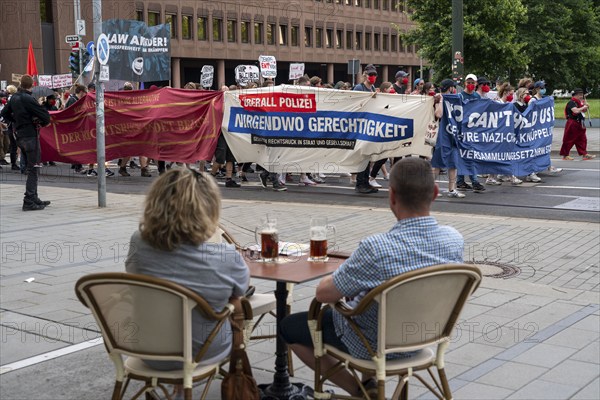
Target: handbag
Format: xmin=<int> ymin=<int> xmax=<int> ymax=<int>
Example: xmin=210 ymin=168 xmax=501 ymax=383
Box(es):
xmin=221 ymin=305 xmax=260 ymax=400
xmin=425 ymin=118 xmax=440 ymax=146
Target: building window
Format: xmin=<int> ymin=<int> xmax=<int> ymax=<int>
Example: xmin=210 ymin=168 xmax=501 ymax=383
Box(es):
xmin=391 ymin=35 xmax=397 ymax=51
xmin=213 ymin=18 xmax=222 ymax=41
xmin=326 ymin=29 xmax=333 ymax=48
xmin=304 ymin=26 xmax=312 ymax=47
xmin=315 ymin=28 xmax=323 ymax=48
xmin=399 ymin=36 xmax=405 ymax=52
xmin=382 ymin=33 xmax=388 ymax=51
xmin=227 ymin=20 xmax=236 ymax=42
xmin=355 ymin=0 xmax=362 ymax=6
xmin=40 ymin=0 xmax=53 ymax=23
xmin=166 ymin=14 xmax=177 ymax=38
xmin=374 ymin=0 xmax=379 ymax=9
xmin=365 ymin=32 xmax=371 ymax=50
xmin=241 ymin=21 xmax=250 ymax=43
xmin=267 ymin=23 xmax=275 ymax=45
xmin=374 ymin=33 xmax=380 ymax=51
xmin=279 ymin=25 xmax=288 ymax=45
xmin=182 ymin=15 xmax=192 ymax=39
xmin=148 ymin=11 xmax=160 ymax=27
xmin=254 ymin=22 xmax=263 ymax=44
xmin=136 ymin=10 xmax=144 ymax=22
xmin=291 ymin=26 xmax=299 ymax=46
xmin=336 ymin=29 xmax=343 ymax=49
xmin=197 ymin=17 xmax=207 ymax=40
xmin=383 ymin=0 xmax=389 ymax=10
xmin=346 ymin=31 xmax=353 ymax=49
xmin=345 ymin=0 xmax=351 ymax=5
xmin=364 ymin=0 xmax=370 ymax=8
xmin=355 ymin=32 xmax=362 ymax=50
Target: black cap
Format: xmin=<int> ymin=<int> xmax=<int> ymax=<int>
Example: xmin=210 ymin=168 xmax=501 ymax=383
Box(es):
xmin=572 ymin=88 xmax=584 ymax=95
xmin=477 ymin=76 xmax=490 ymax=85
xmin=440 ymin=79 xmax=456 ymax=92
xmin=364 ymin=64 xmax=377 ymax=74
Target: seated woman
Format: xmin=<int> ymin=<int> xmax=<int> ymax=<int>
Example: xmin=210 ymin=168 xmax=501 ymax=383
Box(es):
xmin=125 ymin=167 xmax=249 ymax=370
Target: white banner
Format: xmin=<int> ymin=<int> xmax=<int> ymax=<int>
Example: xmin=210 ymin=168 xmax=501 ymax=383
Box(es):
xmin=52 ymin=74 xmax=73 ymax=88
xmin=38 ymin=75 xmax=53 ymax=87
xmin=222 ymin=85 xmax=435 ymax=173
xmin=289 ymin=63 xmax=305 ymax=80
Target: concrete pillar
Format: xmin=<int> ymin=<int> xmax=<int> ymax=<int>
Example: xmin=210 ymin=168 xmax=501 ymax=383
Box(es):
xmin=327 ymin=63 xmax=334 ymax=84
xmin=172 ymin=58 xmax=181 ymax=88
xmin=217 ymin=59 xmax=225 ymax=89
xmin=382 ymin=65 xmax=389 ymax=83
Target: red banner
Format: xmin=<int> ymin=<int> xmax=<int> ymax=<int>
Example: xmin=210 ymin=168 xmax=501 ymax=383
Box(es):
xmin=40 ymin=88 xmax=223 ymax=164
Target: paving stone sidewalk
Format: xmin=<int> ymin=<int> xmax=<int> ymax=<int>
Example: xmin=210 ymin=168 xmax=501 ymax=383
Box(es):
xmin=0 ymin=183 xmax=598 ymax=399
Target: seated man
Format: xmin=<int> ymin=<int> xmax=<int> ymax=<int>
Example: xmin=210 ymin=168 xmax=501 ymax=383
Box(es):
xmin=280 ymin=157 xmax=464 ymax=396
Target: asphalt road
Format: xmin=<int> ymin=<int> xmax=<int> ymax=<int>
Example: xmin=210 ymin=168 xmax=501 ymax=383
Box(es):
xmin=1 ymin=157 xmax=598 ymax=223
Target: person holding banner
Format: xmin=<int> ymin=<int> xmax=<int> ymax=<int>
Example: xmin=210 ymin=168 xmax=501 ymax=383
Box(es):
xmin=432 ymin=79 xmax=465 ymax=198
xmin=456 ymin=74 xmax=486 ymax=193
xmin=560 ymin=88 xmax=595 ymax=161
xmin=494 ymin=83 xmax=522 ymax=185
xmin=353 ymin=65 xmax=379 ymax=194
xmin=393 ymin=71 xmax=409 ymax=95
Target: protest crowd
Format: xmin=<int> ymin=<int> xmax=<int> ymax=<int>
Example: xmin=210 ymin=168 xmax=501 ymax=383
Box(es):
xmin=0 ymin=65 xmax=595 ymax=210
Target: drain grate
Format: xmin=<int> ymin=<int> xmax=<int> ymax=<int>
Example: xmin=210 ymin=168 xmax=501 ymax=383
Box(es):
xmin=465 ymin=261 xmax=521 ymax=279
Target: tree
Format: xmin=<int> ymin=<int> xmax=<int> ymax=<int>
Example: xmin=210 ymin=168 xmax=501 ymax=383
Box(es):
xmin=518 ymin=0 xmax=600 ymax=94
xmin=403 ymin=0 xmax=528 ymax=83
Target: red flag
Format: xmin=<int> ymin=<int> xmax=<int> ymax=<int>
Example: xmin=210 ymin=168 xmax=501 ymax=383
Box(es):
xmin=27 ymin=40 xmax=38 ymax=80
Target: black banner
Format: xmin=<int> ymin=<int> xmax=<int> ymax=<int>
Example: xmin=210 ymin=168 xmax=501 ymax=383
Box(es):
xmin=102 ymin=19 xmax=171 ymax=82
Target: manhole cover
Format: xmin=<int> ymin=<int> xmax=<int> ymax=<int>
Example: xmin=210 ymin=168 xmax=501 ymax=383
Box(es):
xmin=465 ymin=261 xmax=521 ymax=279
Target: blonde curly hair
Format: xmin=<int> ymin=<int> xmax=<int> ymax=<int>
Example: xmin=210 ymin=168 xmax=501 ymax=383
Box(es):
xmin=140 ymin=168 xmax=221 ymax=251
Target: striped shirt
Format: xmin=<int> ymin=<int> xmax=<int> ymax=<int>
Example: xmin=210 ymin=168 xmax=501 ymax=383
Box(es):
xmin=331 ymin=216 xmax=464 ymax=360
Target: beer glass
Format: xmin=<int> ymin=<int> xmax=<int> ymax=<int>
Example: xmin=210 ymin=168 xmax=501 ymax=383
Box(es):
xmin=255 ymin=216 xmax=279 ymax=262
xmin=308 ymin=217 xmax=336 ymax=262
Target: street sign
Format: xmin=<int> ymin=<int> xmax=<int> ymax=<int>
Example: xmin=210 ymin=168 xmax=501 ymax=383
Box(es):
xmin=96 ymin=34 xmax=110 ymax=66
xmin=65 ymin=35 xmax=80 ymax=44
xmin=87 ymin=41 xmax=95 ymax=57
xmin=76 ymin=19 xmax=86 ymax=36
xmin=99 ymin=65 xmax=109 ymax=82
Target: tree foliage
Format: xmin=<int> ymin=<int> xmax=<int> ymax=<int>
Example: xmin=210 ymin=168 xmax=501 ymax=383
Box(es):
xmin=403 ymin=0 xmax=600 ymax=94
xmin=404 ymin=0 xmax=528 ymax=83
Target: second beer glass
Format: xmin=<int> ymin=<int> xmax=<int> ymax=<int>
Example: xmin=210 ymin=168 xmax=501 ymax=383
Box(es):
xmin=309 ymin=217 xmax=335 ymax=262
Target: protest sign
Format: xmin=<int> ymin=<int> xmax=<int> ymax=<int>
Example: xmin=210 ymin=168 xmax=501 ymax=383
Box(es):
xmin=222 ymin=85 xmax=434 ymax=173
xmin=39 ymin=88 xmax=222 ymax=164
xmin=102 ymin=19 xmax=171 ymax=82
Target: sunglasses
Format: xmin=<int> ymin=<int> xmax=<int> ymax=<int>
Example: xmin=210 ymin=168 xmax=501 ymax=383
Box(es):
xmin=367 ymin=72 xmax=377 ymax=77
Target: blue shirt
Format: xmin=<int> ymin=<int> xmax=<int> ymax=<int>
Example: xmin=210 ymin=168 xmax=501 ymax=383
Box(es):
xmin=331 ymin=217 xmax=464 ymax=360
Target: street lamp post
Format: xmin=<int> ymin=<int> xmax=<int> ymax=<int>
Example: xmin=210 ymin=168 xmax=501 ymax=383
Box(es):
xmin=451 ymin=0 xmax=464 ymax=85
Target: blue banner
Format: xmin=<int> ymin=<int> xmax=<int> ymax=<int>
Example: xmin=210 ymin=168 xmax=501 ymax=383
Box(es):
xmin=227 ymin=107 xmax=415 ymax=143
xmin=433 ymin=95 xmax=553 ymax=175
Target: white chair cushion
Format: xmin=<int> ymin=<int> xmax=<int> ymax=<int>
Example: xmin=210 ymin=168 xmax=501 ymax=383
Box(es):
xmin=323 ymin=346 xmax=436 ymax=371
xmin=124 ymin=357 xmax=219 ymax=380
xmin=248 ymin=293 xmax=276 ymax=316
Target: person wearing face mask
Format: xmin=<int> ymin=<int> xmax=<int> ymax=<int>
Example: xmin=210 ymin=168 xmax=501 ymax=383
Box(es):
xmin=476 ymin=77 xmax=492 ymax=99
xmin=493 ymin=83 xmax=522 ymax=185
xmin=527 ymin=81 xmax=563 ymax=176
xmin=431 ymin=79 xmax=465 ymax=198
xmin=530 ymin=81 xmax=546 ymax=101
xmin=393 ymin=70 xmax=409 ymax=94
xmin=456 ymin=74 xmax=485 ymax=192
xmin=352 ymin=64 xmax=379 ymax=194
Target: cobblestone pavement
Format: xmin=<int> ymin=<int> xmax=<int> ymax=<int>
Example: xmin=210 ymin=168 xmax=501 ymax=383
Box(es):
xmin=1 ymin=176 xmax=598 ymax=399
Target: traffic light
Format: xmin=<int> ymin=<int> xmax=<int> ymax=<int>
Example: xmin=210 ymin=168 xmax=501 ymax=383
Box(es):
xmin=69 ymin=49 xmax=80 ymax=78
xmin=69 ymin=47 xmax=92 ymax=78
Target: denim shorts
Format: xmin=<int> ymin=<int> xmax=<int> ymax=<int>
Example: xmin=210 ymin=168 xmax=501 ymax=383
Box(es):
xmin=280 ymin=308 xmax=349 ymax=352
